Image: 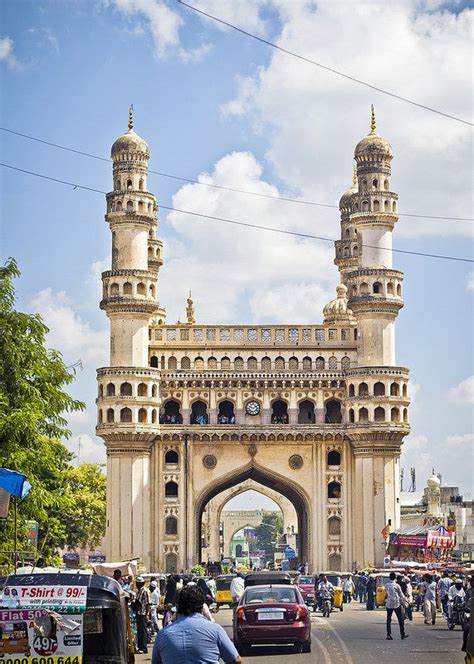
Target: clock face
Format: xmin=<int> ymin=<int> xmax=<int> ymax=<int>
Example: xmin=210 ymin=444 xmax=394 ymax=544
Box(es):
xmin=246 ymin=400 xmax=260 ymax=416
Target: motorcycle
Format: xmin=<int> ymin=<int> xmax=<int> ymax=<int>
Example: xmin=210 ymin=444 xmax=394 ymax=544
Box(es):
xmin=321 ymin=590 xmax=334 ymax=618
xmin=447 ymin=595 xmax=467 ymax=631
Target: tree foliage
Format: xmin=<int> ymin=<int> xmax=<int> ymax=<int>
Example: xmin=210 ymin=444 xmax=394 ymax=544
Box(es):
xmin=0 ymin=259 xmax=105 ymax=567
xmin=254 ymin=511 xmax=283 ymax=557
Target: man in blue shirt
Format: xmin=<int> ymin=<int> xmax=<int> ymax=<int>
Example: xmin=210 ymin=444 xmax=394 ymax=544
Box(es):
xmin=152 ymin=585 xmax=241 ymax=664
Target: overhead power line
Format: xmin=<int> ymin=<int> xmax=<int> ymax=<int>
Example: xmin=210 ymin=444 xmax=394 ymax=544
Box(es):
xmin=1 ymin=162 xmax=472 ymax=264
xmin=1 ymin=126 xmax=472 ymax=222
xmin=177 ymin=0 xmax=473 ymax=127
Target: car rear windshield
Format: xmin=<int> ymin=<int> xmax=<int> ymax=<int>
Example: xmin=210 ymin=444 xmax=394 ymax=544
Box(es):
xmin=299 ymin=576 xmax=314 ymax=584
xmin=245 ymin=587 xmax=298 ymax=604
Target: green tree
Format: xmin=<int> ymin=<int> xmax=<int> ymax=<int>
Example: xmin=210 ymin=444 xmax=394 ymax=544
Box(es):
xmin=254 ymin=512 xmax=283 ymax=557
xmin=0 ymin=258 xmax=91 ymax=566
xmin=63 ymin=464 xmax=106 ymax=550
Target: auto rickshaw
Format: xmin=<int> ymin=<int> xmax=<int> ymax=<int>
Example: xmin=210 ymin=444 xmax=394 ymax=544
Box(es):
xmin=374 ymin=572 xmax=392 ymax=607
xmin=318 ymin=572 xmax=344 ymax=611
xmin=0 ymin=572 xmax=135 ymax=663
xmin=215 ymin=573 xmax=236 ymax=610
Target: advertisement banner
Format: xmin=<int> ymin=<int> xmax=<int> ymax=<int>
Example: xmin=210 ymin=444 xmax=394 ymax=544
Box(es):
xmin=426 ymin=529 xmax=455 ymax=549
xmin=390 ymin=534 xmax=427 ymax=547
xmin=2 ymin=587 xmax=87 ymax=614
xmin=0 ymin=608 xmax=83 ymax=663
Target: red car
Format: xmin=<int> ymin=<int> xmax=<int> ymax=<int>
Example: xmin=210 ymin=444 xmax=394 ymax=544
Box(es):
xmin=297 ymin=575 xmax=316 ymax=607
xmin=233 ymin=584 xmax=311 ymax=654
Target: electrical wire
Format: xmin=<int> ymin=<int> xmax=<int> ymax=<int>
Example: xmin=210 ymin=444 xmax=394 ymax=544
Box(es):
xmin=1 ymin=126 xmax=472 ymax=222
xmin=177 ymin=0 xmax=473 ymax=127
xmin=1 ymin=162 xmax=472 ymax=264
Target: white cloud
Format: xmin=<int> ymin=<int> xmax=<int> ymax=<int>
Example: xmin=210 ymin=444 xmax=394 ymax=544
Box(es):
xmin=221 ymin=1 xmax=473 ymax=239
xmin=110 ymin=0 xmax=209 ymax=59
xmin=27 ymin=27 xmax=59 ymax=53
xmin=188 ymin=0 xmax=269 ymax=36
xmin=0 ymin=36 xmax=18 ymax=68
xmin=161 ymin=150 xmax=336 ymax=324
xmin=66 ymin=434 xmax=106 ymax=466
xmin=449 ymin=375 xmax=474 ymax=405
xmin=29 ymin=288 xmax=108 ymax=368
xmin=467 ymin=272 xmax=474 ymax=292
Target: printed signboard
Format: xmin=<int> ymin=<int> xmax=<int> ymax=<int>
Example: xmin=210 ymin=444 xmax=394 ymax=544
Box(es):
xmin=2 ymin=586 xmax=87 ymax=614
xmin=0 ymin=608 xmax=83 ymax=663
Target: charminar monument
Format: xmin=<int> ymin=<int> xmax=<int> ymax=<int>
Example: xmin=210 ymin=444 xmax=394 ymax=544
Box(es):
xmin=96 ymin=106 xmax=410 ymax=573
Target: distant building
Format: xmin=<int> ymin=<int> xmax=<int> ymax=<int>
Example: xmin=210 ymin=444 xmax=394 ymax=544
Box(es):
xmin=400 ymin=474 xmax=474 ymax=561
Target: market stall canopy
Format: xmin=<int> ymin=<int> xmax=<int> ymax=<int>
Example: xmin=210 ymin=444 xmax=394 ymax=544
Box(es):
xmin=389 ymin=525 xmax=455 ymax=549
xmin=92 ymin=561 xmax=138 ymax=577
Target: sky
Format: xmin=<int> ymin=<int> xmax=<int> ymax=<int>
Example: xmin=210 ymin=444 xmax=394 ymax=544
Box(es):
xmin=1 ymin=0 xmax=473 ymax=506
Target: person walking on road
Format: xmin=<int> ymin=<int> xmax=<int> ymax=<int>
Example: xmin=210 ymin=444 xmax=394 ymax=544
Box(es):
xmin=134 ymin=576 xmax=152 ymax=655
xmin=423 ymin=574 xmax=437 ymax=625
xmin=385 ymin=572 xmax=409 ymax=640
xmin=358 ymin=573 xmax=368 ymax=603
xmin=343 ymin=576 xmax=354 ymax=604
xmin=152 ymin=585 xmax=241 ymax=664
xmin=230 ymin=572 xmax=245 ymax=608
xmin=437 ymin=571 xmax=451 ymax=619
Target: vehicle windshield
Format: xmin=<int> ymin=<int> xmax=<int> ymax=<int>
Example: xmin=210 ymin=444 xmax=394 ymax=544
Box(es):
xmin=326 ymin=576 xmax=340 ymax=586
xmin=298 ymin=576 xmax=315 ymax=584
xmin=245 ymin=587 xmax=298 ymax=604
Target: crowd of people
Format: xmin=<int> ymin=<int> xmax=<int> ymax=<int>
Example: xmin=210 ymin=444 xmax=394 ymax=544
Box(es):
xmin=111 ymin=565 xmax=473 ymax=662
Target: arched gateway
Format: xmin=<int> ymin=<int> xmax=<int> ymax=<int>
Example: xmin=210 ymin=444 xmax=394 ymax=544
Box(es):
xmin=96 ymin=108 xmax=410 ymax=573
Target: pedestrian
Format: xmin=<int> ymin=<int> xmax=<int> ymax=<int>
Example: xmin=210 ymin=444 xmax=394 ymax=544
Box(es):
xmin=164 ymin=576 xmax=177 ymax=606
xmin=113 ymin=569 xmax=124 ymax=586
xmin=152 ymin=585 xmax=241 ymax=664
xmin=366 ymin=575 xmax=376 ymax=610
xmin=343 ymin=576 xmax=354 ymax=604
xmin=358 ymin=573 xmax=368 ymax=603
xmin=416 ymin=575 xmax=427 ymax=612
xmin=385 ymin=572 xmax=409 ymax=640
xmin=423 ymin=574 xmax=437 ymax=625
xmin=404 ymin=576 xmax=413 ymax=621
xmin=437 ymin=571 xmax=451 ymax=619
xmin=134 ymin=576 xmax=152 ymax=654
xmin=206 ymin=575 xmax=216 ymax=602
xmin=230 ymin=572 xmax=245 ymax=608
xmin=150 ymin=581 xmax=161 ymax=634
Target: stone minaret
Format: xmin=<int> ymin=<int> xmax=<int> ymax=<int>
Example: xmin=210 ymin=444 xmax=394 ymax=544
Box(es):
xmin=343 ymin=108 xmax=410 ymax=567
xmin=346 ymin=106 xmax=404 ymax=366
xmin=96 ymin=109 xmax=164 ymax=566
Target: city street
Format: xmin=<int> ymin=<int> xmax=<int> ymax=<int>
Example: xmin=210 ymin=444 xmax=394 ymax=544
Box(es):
xmin=137 ymin=603 xmax=466 ymax=663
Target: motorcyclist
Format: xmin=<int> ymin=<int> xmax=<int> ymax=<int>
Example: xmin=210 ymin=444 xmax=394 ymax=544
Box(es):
xmin=447 ymin=578 xmax=466 ymax=622
xmin=318 ymin=575 xmax=334 ymax=615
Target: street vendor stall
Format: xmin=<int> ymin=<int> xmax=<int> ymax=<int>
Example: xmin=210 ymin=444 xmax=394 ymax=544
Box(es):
xmin=388 ymin=525 xmax=455 ymax=563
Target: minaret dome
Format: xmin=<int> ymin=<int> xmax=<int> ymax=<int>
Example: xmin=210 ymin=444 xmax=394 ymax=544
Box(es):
xmin=111 ymin=106 xmax=150 ymax=160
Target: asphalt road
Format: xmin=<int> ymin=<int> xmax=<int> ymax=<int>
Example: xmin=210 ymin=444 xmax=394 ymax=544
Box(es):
xmin=137 ymin=602 xmax=466 ymax=663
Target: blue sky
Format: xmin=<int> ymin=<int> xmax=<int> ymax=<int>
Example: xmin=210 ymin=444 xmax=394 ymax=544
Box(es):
xmin=1 ymin=0 xmax=473 ymax=504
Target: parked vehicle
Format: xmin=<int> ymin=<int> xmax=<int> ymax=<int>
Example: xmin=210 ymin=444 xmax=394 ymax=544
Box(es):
xmin=233 ymin=584 xmax=311 ymax=655
xmin=297 ymin=575 xmax=316 ymax=607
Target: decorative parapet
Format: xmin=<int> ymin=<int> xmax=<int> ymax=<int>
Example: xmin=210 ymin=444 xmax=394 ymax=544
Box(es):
xmin=150 ymin=325 xmax=357 ymax=347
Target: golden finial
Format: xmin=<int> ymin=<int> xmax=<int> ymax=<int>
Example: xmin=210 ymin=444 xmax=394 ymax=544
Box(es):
xmin=186 ymin=290 xmax=195 ymax=325
xmin=352 ymin=163 xmax=357 ymax=188
xmin=370 ymin=104 xmax=376 ymax=134
xmin=128 ymin=104 xmax=134 ymax=131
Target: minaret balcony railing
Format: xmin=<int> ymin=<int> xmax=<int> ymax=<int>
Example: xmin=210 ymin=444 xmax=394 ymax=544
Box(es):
xmin=349 ymin=212 xmax=398 ymax=227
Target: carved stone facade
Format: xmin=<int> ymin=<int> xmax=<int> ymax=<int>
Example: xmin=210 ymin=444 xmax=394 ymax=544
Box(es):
xmin=97 ymin=108 xmax=410 ymax=573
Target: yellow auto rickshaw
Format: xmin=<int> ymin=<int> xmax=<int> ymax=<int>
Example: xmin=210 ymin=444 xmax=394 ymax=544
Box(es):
xmin=215 ymin=574 xmax=236 ymax=610
xmin=320 ymin=572 xmax=344 ymax=611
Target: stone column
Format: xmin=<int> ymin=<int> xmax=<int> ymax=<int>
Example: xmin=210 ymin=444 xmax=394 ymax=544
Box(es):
xmin=105 ymin=441 xmax=152 ymax=568
xmin=350 ymin=433 xmax=402 ymax=568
